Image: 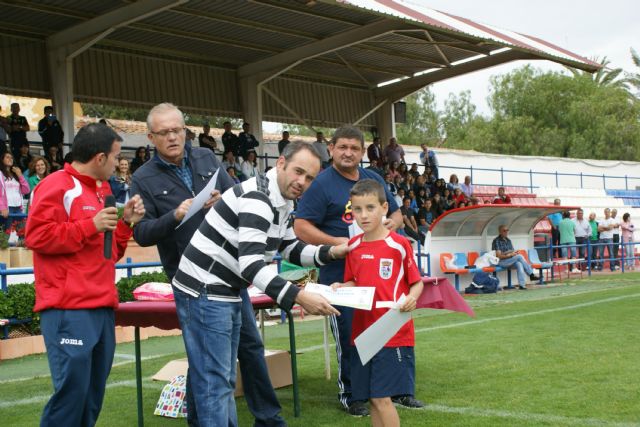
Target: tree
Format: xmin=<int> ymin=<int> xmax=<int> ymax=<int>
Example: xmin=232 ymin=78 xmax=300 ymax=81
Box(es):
xmin=566 ymin=56 xmax=627 ymax=90
xmin=624 ymin=47 xmax=640 ymax=98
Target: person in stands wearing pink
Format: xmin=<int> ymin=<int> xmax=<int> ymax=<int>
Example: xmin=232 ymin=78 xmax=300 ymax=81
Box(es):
xmin=26 ymin=123 xmax=145 ymax=427
xmin=621 ymin=213 xmax=636 ymax=270
xmin=0 ymin=152 xmax=30 ymax=230
xmin=492 ymin=186 xmax=512 ymax=204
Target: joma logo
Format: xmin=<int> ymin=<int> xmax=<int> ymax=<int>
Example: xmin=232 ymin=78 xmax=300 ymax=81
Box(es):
xmin=60 ymin=338 xmax=84 ymax=346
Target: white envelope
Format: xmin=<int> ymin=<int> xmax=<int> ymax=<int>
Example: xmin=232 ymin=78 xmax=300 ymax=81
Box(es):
xmin=305 ymin=282 xmax=375 ymax=311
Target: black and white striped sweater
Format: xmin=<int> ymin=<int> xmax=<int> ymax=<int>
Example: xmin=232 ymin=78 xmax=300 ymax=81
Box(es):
xmin=173 ymin=168 xmax=332 ymax=310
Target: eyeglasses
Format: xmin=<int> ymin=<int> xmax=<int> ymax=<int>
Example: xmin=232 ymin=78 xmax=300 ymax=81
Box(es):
xmin=150 ymin=127 xmax=185 ymax=137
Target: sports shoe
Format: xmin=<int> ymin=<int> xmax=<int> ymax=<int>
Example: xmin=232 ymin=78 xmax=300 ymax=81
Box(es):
xmin=392 ymin=395 xmax=426 ymax=409
xmin=529 ymin=273 xmax=540 ymax=281
xmin=347 ymin=401 xmax=369 ymax=417
xmin=570 ymin=268 xmax=581 ymax=273
xmin=517 ymin=285 xmax=528 ymax=290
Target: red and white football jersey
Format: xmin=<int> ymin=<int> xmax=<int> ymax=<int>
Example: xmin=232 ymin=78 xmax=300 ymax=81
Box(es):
xmin=344 ymin=231 xmax=422 ymax=347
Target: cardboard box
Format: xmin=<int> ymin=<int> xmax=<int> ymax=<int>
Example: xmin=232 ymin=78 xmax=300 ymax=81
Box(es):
xmin=152 ymin=350 xmax=292 ymax=397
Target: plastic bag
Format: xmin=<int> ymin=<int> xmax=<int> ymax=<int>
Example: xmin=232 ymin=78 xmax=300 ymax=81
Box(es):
xmin=154 ymin=374 xmax=187 ymax=418
xmin=133 ymin=282 xmax=174 ymax=301
xmin=8 ymin=230 xmax=18 ymax=246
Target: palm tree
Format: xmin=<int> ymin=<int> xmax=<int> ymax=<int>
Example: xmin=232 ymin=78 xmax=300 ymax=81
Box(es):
xmin=624 ymin=47 xmax=640 ymax=98
xmin=567 ymin=56 xmax=628 ymax=90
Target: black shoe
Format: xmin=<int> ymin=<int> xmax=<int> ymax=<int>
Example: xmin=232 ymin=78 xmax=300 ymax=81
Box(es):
xmin=391 ymin=396 xmax=425 ymax=409
xmin=529 ymin=273 xmax=540 ymax=281
xmin=518 ymin=285 xmax=528 ymax=290
xmin=347 ymin=401 xmax=369 ymax=417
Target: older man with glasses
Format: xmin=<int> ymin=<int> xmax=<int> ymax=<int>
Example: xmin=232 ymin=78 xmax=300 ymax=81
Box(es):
xmin=492 ymin=225 xmax=539 ymax=290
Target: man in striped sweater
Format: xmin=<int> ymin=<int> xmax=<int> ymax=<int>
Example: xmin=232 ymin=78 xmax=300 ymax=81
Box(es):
xmin=173 ymin=141 xmax=346 ymax=426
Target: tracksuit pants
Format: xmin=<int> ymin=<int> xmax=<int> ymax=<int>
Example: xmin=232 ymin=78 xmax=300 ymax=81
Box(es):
xmin=39 ymin=308 xmax=115 ymax=427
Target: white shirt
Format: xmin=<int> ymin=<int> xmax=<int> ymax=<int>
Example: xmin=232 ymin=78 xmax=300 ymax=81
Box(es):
xmin=610 ymin=217 xmax=620 ymax=236
xmin=599 ymin=218 xmax=615 ymax=239
xmin=3 ymin=176 xmax=23 ymax=208
xmin=573 ymin=218 xmax=591 ymax=238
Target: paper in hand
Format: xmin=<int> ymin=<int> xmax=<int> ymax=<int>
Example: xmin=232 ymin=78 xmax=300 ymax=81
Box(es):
xmin=176 ymin=168 xmax=219 ymax=228
xmin=305 ymin=282 xmax=375 ymax=311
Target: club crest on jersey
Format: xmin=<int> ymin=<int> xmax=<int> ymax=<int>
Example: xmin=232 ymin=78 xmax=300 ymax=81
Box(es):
xmin=379 ymin=258 xmax=393 ymax=279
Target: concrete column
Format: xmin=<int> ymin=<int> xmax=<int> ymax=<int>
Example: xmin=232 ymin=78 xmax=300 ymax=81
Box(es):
xmin=238 ymin=75 xmax=264 ymax=156
xmin=374 ymin=99 xmax=395 ymax=148
xmin=46 ymin=47 xmax=75 ymax=149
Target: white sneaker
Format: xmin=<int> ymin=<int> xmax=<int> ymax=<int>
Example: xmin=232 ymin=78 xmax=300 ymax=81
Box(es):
xmin=571 ymin=268 xmax=581 ymax=273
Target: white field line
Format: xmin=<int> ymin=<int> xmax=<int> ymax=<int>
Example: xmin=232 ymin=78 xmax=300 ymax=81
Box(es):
xmin=0 ymin=377 xmax=158 ymax=409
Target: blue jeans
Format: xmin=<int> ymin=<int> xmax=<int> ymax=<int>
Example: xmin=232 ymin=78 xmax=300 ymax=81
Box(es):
xmin=174 ymin=288 xmax=242 ymax=427
xmin=498 ymin=254 xmax=533 ymax=286
xmin=599 ymin=238 xmax=614 ymax=270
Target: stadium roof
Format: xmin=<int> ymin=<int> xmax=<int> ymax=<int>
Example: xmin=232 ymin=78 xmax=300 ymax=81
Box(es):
xmin=1 ymin=0 xmax=599 ymax=131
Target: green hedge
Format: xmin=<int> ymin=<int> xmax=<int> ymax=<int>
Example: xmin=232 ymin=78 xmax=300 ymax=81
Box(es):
xmin=0 ymin=271 xmax=169 ymax=336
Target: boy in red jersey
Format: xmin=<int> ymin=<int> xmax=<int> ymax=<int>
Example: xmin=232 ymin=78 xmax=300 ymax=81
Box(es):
xmin=332 ymin=179 xmax=424 ymax=426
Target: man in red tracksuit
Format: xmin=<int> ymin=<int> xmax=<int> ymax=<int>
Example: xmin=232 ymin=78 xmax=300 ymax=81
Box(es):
xmin=26 ymin=123 xmax=145 ymax=427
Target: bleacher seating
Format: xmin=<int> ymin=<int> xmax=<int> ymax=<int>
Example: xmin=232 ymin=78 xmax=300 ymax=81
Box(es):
xmin=606 ymin=189 xmax=640 ymax=208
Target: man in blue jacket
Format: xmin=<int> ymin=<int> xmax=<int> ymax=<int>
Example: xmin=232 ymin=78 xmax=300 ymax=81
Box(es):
xmin=131 ymin=102 xmax=286 ymax=427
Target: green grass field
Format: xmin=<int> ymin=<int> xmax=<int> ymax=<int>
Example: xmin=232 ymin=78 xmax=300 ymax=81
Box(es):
xmin=1 ymin=274 xmax=640 ymax=426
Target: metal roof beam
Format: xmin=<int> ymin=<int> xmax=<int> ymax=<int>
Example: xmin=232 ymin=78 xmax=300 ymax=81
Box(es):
xmin=375 ymin=49 xmax=533 ymax=101
xmin=239 ymin=19 xmax=409 ymax=79
xmin=47 ymin=0 xmax=187 ymax=57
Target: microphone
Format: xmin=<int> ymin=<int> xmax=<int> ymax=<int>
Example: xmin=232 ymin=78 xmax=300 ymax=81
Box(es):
xmin=104 ymin=195 xmax=116 ymax=259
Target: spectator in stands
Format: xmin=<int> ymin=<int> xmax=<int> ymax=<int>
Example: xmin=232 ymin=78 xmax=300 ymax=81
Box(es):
xmin=423 ymin=166 xmax=436 ymax=186
xmin=38 ymin=106 xmax=64 ymax=155
xmin=447 ymin=174 xmax=461 ymax=192
xmin=226 ymin=166 xmax=241 ymax=184
xmin=0 ymin=106 xmax=9 ymax=150
xmin=419 ymin=144 xmax=438 ymax=178
xmin=109 ymin=157 xmax=132 ymax=207
xmin=451 ymin=188 xmax=466 ymax=208
xmin=27 ymin=156 xmax=50 ymax=190
xmin=312 ymin=132 xmax=331 ymax=168
xmin=8 ymin=103 xmax=30 ymax=158
xmin=198 ymin=124 xmax=211 ymax=147
xmin=382 ymin=172 xmax=396 ymax=194
xmin=417 ymin=198 xmax=435 ymax=233
xmin=588 ymin=212 xmax=600 ymax=269
xmin=241 ymin=149 xmax=259 ymax=180
xmin=573 ymin=208 xmax=591 ymax=267
xmin=621 ymin=213 xmax=635 ymax=270
xmin=431 ymin=193 xmax=445 ymax=217
xmin=366 ymin=158 xmax=384 ymax=177
xmin=559 ymin=211 xmax=580 ymax=272
xmin=1 ymin=152 xmax=30 ymax=230
xmin=397 ymin=162 xmax=408 ymax=178
xmin=45 ymin=145 xmax=63 ymax=172
xmin=492 ymin=187 xmax=511 ymax=204
xmin=433 ymin=178 xmax=446 ymax=196
xmin=409 ymin=163 xmax=420 ymax=179
xmin=222 ymin=150 xmax=243 ymax=180
xmin=222 ymin=121 xmax=240 ymax=157
xmin=547 ymin=199 xmax=563 ymax=258
xmin=394 ymin=187 xmax=405 ymax=208
xmin=238 ymin=122 xmax=259 ymax=160
xmin=492 ymin=225 xmax=539 ymax=290
xmin=597 ymin=208 xmax=616 ymax=271
xmin=184 ymin=128 xmax=195 ymax=148
xmin=383 ymin=137 xmax=405 ymax=164
xmin=16 ymin=141 xmax=33 ymax=173
xmin=387 ymin=160 xmax=400 ymax=180
xmin=366 ymin=136 xmax=383 ymax=165
xmin=400 ymin=197 xmax=425 ymax=245
xmin=442 ymin=188 xmax=455 ymax=211
xmin=460 ymin=175 xmax=474 ymax=199
xmin=394 ymin=175 xmax=408 ymax=194
xmin=201 ymin=134 xmax=217 ymax=152
xmin=611 ymin=209 xmax=621 ymax=269
xmin=130 ymin=146 xmax=147 ymax=174
xmin=278 ymin=130 xmax=290 ymax=154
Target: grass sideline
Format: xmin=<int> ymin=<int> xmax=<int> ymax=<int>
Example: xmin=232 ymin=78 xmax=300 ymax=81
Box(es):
xmin=1 ymin=275 xmax=639 ymax=426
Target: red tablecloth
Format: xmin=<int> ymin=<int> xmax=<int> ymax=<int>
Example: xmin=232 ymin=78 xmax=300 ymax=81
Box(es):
xmin=115 ymin=295 xmax=278 ymax=330
xmin=114 ymin=278 xmax=474 ymax=330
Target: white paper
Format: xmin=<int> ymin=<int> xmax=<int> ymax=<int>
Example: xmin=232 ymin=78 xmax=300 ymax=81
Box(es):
xmin=354 ymin=295 xmax=411 ymax=365
xmin=176 ymin=169 xmax=219 ymax=228
xmin=305 ymin=282 xmax=375 ymax=311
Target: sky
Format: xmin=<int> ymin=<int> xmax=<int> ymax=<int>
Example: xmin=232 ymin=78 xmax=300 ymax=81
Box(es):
xmin=410 ymin=0 xmax=639 ymax=115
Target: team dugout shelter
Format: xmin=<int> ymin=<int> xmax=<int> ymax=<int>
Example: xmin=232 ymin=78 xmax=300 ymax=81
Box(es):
xmin=2 ymin=0 xmax=599 ymax=149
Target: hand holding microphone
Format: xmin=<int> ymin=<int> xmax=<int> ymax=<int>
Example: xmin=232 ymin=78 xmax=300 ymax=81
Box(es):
xmin=93 ymin=195 xmax=117 ymax=259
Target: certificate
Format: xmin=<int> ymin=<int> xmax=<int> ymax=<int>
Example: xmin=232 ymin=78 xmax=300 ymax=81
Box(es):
xmin=176 ymin=169 xmax=219 ymax=228
xmin=304 ymin=282 xmax=375 ymax=311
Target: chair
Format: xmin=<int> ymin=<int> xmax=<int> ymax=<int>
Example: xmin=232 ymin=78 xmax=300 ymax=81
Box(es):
xmin=468 ymin=251 xmax=497 ymax=273
xmin=526 ymin=248 xmax=553 ymax=284
xmin=440 ymin=252 xmax=469 ymax=291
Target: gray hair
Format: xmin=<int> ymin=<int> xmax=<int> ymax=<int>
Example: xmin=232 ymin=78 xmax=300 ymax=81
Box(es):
xmin=146 ymin=102 xmax=184 ymax=131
